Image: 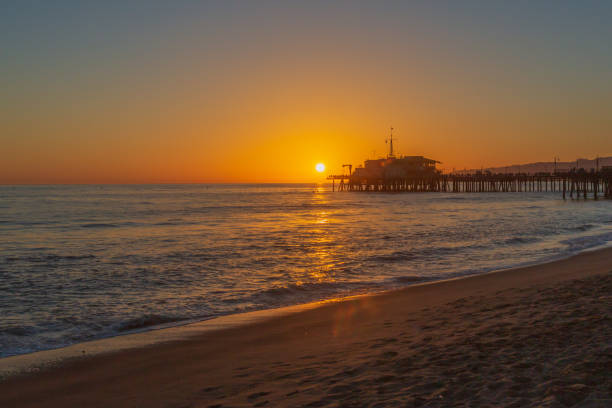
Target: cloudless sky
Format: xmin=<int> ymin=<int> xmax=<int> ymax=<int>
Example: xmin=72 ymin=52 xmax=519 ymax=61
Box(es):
xmin=2 ymin=1 xmax=611 ymax=183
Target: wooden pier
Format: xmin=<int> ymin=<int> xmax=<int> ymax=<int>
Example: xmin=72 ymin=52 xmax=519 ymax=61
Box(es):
xmin=328 ymin=169 xmax=612 ymax=199
xmin=329 ymin=130 xmax=612 ymax=199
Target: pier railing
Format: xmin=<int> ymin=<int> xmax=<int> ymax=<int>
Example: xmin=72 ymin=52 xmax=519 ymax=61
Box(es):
xmin=327 ymin=171 xmax=612 ymax=199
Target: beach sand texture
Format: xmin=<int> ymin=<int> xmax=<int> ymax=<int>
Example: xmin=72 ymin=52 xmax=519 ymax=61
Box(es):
xmin=1 ymin=249 xmax=611 ymax=407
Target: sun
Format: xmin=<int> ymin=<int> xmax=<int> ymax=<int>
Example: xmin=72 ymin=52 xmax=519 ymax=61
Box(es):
xmin=315 ymin=163 xmax=325 ymax=173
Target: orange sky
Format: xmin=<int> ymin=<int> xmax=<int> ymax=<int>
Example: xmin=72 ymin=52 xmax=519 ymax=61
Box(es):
xmin=2 ymin=2 xmax=611 ymax=184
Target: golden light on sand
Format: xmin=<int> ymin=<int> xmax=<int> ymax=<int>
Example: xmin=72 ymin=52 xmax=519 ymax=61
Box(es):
xmin=315 ymin=163 xmax=325 ymax=173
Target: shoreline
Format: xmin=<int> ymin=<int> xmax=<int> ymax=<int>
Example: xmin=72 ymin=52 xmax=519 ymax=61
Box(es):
xmin=3 ymin=238 xmax=611 ymax=373
xmin=1 ymin=247 xmax=611 ymax=406
xmin=2 ymin=245 xmax=612 ymax=376
xmin=0 ymin=296 xmax=339 ymax=380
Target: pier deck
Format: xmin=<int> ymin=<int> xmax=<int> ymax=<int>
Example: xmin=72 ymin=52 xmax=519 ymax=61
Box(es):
xmin=328 ymin=171 xmax=612 ymax=199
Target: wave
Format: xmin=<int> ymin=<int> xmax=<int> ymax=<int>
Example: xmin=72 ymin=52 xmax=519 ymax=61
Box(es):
xmin=81 ymin=223 xmax=118 ymax=228
xmin=392 ymin=275 xmax=428 ymax=284
xmin=14 ymin=221 xmax=55 ymax=226
xmin=502 ymin=236 xmax=541 ymax=245
xmin=0 ymin=325 xmax=37 ymax=337
xmin=165 ymin=252 xmax=215 ymax=261
xmin=441 ymin=196 xmax=468 ymax=201
xmin=246 ymin=280 xmax=376 ymax=305
xmin=567 ymin=224 xmax=595 ymax=232
xmin=368 ymin=251 xmax=417 ymax=263
xmin=560 ymin=231 xmax=612 ymax=253
xmin=116 ymin=314 xmax=186 ymax=332
xmin=256 ymin=282 xmax=342 ymax=298
xmin=367 ymin=243 xmax=492 ymax=264
xmin=244 ymin=276 xmax=429 ymax=307
xmin=81 ymin=221 xmax=145 ymax=228
xmin=3 ymin=254 xmax=96 ymax=263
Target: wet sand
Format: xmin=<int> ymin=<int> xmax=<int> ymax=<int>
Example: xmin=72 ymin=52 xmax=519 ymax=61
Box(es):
xmin=1 ymin=248 xmax=611 ymax=407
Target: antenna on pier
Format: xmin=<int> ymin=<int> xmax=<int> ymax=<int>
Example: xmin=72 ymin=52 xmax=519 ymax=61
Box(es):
xmin=386 ymin=127 xmax=396 ymax=158
xmin=554 ymin=156 xmax=560 ymax=174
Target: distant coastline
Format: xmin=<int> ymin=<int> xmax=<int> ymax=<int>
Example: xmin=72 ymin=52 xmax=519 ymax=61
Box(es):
xmin=454 ymin=156 xmax=612 ymax=175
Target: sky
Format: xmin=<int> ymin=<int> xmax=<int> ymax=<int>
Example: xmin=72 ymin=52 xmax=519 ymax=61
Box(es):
xmin=1 ymin=1 xmax=611 ymax=183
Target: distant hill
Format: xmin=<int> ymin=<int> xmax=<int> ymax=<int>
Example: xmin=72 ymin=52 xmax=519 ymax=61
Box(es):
xmin=454 ymin=157 xmax=612 ymax=175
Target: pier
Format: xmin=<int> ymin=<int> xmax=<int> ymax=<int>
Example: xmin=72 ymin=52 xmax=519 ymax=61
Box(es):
xmin=328 ymin=170 xmax=612 ymax=199
xmin=328 ymin=130 xmax=612 ymax=199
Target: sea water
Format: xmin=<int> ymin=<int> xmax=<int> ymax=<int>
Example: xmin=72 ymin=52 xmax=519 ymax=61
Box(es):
xmin=1 ymin=184 xmax=612 ymax=357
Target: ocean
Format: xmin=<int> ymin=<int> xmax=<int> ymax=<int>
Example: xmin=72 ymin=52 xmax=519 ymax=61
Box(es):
xmin=1 ymin=184 xmax=612 ymax=357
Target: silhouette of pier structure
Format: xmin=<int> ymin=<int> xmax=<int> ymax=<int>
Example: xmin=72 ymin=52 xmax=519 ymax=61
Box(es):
xmin=327 ymin=130 xmax=612 ymax=199
xmin=329 ymin=169 xmax=612 ymax=199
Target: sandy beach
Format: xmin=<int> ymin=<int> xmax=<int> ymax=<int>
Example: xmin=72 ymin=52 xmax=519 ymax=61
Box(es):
xmin=1 ymin=249 xmax=611 ymax=407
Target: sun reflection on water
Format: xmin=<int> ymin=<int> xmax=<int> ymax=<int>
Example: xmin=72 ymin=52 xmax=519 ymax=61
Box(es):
xmin=303 ymin=190 xmax=343 ymax=285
